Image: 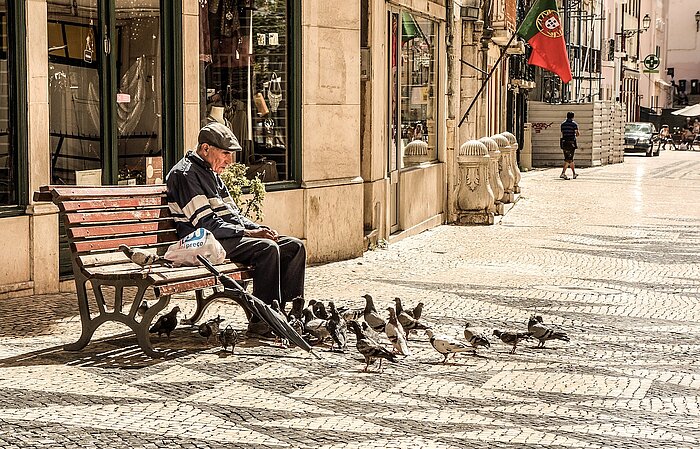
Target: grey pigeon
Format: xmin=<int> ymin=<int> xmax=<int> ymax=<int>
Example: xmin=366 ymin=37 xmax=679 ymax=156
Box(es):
xmin=337 ymin=305 xmax=364 ymax=322
xmin=395 ymin=298 xmax=430 ymax=339
xmin=386 ymin=306 xmax=410 ymax=356
xmin=198 ymin=315 xmax=225 ymax=344
xmin=411 ymin=302 xmax=425 ymax=320
xmin=119 ymin=244 xmax=171 ymax=272
xmin=136 ymin=300 xmax=149 ymax=317
xmin=219 ymin=325 xmax=238 ymax=353
xmin=149 ymin=306 xmax=180 ymax=337
xmin=426 ymin=329 xmax=472 ymax=363
xmin=287 ymin=296 xmax=305 ymax=321
xmin=312 ymin=302 xmax=329 ymax=320
xmin=347 ymin=320 xmax=397 ymax=372
xmin=493 ymin=329 xmax=532 ymax=354
xmin=302 ymin=308 xmax=330 ymax=344
xmin=362 ymin=294 xmax=386 ymax=332
xmin=327 ymin=301 xmax=348 ymax=351
xmin=463 ymin=323 xmax=491 ymax=354
xmin=528 ymin=315 xmax=570 ymax=348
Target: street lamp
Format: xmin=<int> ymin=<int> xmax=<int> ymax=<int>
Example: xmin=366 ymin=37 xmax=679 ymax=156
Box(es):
xmin=617 ymin=14 xmax=651 ymax=38
xmin=695 ymin=11 xmax=700 ymax=32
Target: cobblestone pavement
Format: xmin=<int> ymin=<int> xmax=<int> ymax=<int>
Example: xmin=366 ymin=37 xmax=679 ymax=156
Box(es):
xmin=1 ymin=150 xmax=699 ymax=448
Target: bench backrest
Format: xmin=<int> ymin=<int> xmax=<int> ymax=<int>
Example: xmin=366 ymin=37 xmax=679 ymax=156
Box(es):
xmin=34 ymin=185 xmax=180 ymax=272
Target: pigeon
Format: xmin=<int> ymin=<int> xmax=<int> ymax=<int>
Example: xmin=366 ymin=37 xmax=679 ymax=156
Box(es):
xmin=219 ymin=324 xmax=238 ymax=353
xmin=362 ymin=294 xmax=386 ymax=332
xmin=347 ymin=320 xmax=398 ymax=372
xmin=395 ymin=298 xmax=430 ymax=339
xmin=338 ymin=305 xmax=364 ymax=322
xmin=528 ymin=315 xmax=570 ymax=348
xmin=326 ymin=301 xmax=348 ymax=351
xmin=463 ymin=323 xmax=491 ymax=354
xmin=198 ymin=315 xmax=225 ymax=344
xmin=493 ymin=329 xmax=532 ymax=354
xmin=287 ymin=296 xmax=305 ymax=321
xmin=425 ymin=329 xmax=472 ymax=363
xmin=411 ymin=302 xmax=425 ymax=320
xmin=361 ymin=321 xmax=387 ymax=345
xmin=119 ymin=244 xmax=171 ymax=272
xmin=149 ymin=306 xmax=180 ymax=337
xmin=386 ymin=306 xmax=410 ymax=356
xmin=394 ymin=297 xmax=407 ymax=316
xmin=136 ymin=300 xmax=149 ymax=317
xmin=302 ymin=308 xmax=330 ymax=344
xmin=312 ymin=301 xmax=329 ymax=320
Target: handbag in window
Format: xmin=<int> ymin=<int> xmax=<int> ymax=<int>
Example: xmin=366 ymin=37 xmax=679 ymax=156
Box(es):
xmin=245 ymin=155 xmax=279 ymax=182
xmin=268 ymin=73 xmax=282 ymax=113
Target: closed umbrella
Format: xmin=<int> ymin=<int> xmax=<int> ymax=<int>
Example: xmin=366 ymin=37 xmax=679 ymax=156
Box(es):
xmin=196 ymin=255 xmax=318 ymax=357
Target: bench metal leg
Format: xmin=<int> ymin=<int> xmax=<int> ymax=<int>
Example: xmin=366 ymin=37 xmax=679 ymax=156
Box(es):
xmin=64 ymin=274 xmax=98 ymax=352
xmin=182 ymin=288 xmax=253 ymax=325
xmin=65 ymin=274 xmax=170 ymax=358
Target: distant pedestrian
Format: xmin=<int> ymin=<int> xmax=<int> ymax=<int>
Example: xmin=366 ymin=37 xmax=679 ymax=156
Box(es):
xmin=659 ymin=124 xmax=674 ymax=151
xmin=560 ymin=111 xmax=579 ymax=180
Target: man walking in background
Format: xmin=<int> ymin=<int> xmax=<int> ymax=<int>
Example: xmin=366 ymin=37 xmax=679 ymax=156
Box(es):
xmin=560 ymin=111 xmax=579 ymax=180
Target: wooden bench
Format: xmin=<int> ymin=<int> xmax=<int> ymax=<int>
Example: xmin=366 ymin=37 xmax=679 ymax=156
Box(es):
xmin=34 ymin=185 xmax=254 ymax=358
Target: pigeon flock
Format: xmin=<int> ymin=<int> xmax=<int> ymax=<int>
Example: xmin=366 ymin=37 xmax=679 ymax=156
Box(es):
xmin=146 ymin=294 xmax=571 ymax=369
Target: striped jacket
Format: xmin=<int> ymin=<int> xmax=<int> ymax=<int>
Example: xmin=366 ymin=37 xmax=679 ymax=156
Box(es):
xmin=166 ymin=150 xmax=260 ymax=241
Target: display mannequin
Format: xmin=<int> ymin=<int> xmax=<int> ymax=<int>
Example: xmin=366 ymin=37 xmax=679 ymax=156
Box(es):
xmin=209 ymin=106 xmax=226 ymax=125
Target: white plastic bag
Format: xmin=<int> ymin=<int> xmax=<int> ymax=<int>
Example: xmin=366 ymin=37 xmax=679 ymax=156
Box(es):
xmin=164 ymin=228 xmax=226 ymax=267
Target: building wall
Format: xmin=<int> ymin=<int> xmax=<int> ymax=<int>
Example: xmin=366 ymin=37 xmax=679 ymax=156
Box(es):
xmin=665 ymin=0 xmax=700 ymax=98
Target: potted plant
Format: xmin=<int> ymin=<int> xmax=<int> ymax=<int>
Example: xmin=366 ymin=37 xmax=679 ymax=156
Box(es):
xmin=219 ymin=162 xmax=266 ymax=221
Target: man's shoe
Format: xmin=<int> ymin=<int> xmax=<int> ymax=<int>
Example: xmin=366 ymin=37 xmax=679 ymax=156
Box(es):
xmin=572 ymin=173 xmax=578 ymax=179
xmin=246 ymin=321 xmax=275 ymax=339
xmin=560 ymin=173 xmax=570 ymax=180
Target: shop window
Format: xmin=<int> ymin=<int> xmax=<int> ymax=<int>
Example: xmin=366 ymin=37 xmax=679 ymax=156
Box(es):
xmin=399 ymin=13 xmax=437 ymax=167
xmin=0 ymin=3 xmax=17 ymax=205
xmin=200 ymin=0 xmax=290 ymax=182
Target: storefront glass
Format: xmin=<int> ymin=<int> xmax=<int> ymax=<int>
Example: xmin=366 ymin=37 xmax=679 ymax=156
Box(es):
xmin=399 ymin=13 xmax=437 ymax=167
xmin=47 ymin=1 xmax=101 ymax=185
xmin=0 ymin=1 xmax=17 ymax=205
xmin=199 ymin=0 xmax=289 ymax=182
xmin=47 ymin=0 xmax=163 ymax=186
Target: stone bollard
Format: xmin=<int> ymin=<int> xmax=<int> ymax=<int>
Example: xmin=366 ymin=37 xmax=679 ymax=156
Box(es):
xmin=455 ymin=140 xmax=494 ymax=225
xmin=501 ymin=131 xmax=522 ymax=194
xmin=479 ymin=136 xmax=505 ymax=215
xmin=491 ymin=134 xmax=515 ymax=203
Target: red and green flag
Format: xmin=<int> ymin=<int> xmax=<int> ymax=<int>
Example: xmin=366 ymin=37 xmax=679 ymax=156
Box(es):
xmin=516 ymin=0 xmax=572 ymax=83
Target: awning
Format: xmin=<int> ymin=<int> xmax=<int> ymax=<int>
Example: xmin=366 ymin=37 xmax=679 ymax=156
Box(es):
xmin=655 ymin=79 xmax=673 ymax=88
xmin=671 ymin=103 xmax=700 ymax=116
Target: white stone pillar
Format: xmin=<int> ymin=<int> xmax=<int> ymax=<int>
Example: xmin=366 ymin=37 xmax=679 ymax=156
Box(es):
xmin=479 ymin=137 xmax=505 ymax=215
xmin=454 ymin=140 xmax=494 ymax=225
xmin=491 ymin=134 xmax=514 ymax=203
xmin=501 ymin=131 xmax=522 ymax=194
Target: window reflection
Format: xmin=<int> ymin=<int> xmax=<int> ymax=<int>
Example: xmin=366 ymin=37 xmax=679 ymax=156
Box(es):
xmin=400 ymin=13 xmax=436 ymax=167
xmin=200 ymin=0 xmax=289 ymax=182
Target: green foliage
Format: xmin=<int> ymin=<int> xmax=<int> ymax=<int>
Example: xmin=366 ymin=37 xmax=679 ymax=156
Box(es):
xmin=219 ymin=163 xmax=266 ymax=221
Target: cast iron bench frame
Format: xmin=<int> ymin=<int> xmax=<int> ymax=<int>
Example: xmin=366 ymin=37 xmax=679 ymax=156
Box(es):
xmin=34 ymin=185 xmax=253 ymax=358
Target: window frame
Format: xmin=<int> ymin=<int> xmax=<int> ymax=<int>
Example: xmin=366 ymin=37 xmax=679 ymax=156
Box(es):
xmin=0 ymin=0 xmax=28 ymax=216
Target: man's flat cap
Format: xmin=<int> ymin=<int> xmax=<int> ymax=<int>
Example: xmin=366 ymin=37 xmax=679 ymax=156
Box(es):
xmin=198 ymin=122 xmax=242 ymax=152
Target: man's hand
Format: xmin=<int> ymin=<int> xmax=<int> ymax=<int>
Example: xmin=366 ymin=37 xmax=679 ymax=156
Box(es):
xmin=244 ymin=228 xmax=279 ymax=241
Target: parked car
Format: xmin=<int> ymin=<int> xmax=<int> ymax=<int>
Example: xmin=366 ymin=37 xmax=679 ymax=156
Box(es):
xmin=624 ymin=122 xmax=659 ymax=157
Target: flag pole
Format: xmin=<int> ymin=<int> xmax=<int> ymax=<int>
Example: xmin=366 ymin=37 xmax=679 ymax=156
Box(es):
xmin=458 ymin=30 xmax=519 ymax=128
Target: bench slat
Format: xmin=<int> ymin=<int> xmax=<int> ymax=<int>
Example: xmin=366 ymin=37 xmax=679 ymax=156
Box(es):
xmin=154 ymin=271 xmax=252 ymax=297
xmin=72 ymin=233 xmax=179 ymax=253
xmin=65 ymin=208 xmax=170 ymax=225
xmin=61 ymin=197 xmax=167 ymax=212
xmin=40 ymin=185 xmax=168 ymax=200
xmin=69 ymin=221 xmax=176 ymax=238
xmin=86 ymin=261 xmax=250 ymax=284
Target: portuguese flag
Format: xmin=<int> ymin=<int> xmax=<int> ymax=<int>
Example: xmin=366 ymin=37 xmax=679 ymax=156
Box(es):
xmin=517 ymin=0 xmax=572 ymax=83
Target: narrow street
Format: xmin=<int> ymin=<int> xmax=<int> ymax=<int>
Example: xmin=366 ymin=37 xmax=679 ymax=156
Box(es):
xmin=1 ymin=150 xmax=699 ymax=448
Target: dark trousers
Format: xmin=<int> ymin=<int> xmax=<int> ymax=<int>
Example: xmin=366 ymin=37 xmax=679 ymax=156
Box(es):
xmin=220 ymin=236 xmax=306 ymax=310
